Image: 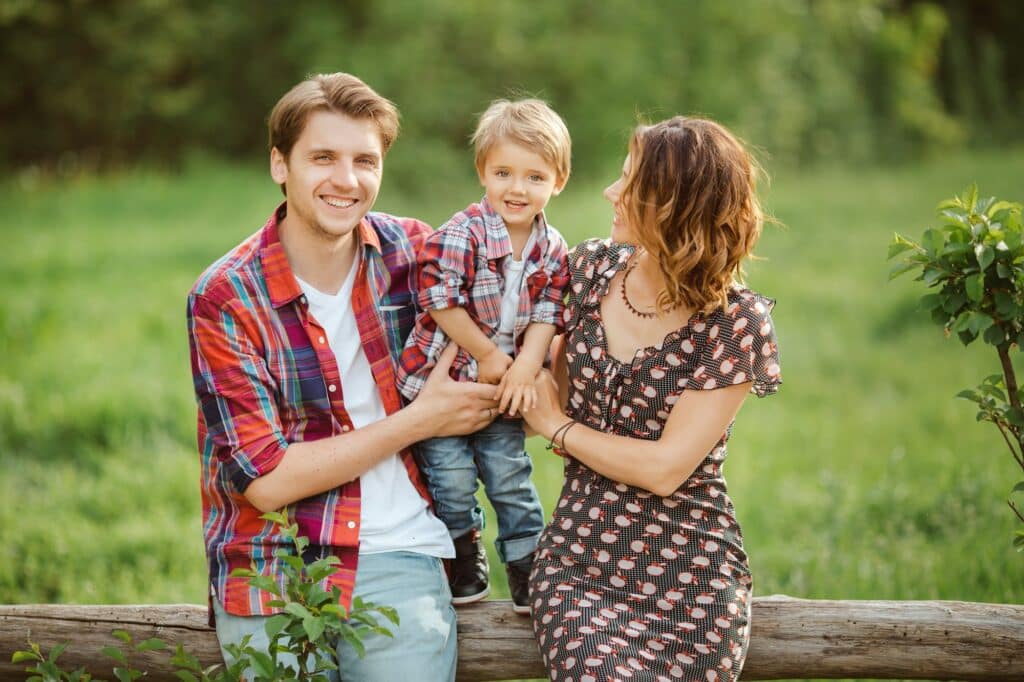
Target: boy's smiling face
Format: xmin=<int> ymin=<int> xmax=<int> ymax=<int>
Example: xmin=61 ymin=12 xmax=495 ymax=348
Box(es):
xmin=479 ymin=140 xmax=564 ymax=234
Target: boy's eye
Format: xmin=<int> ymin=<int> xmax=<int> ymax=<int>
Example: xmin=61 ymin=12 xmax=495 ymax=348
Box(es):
xmin=495 ymin=169 xmax=510 ymax=177
xmin=358 ymin=157 xmax=379 ymax=168
xmin=530 ymin=174 xmax=544 ymax=182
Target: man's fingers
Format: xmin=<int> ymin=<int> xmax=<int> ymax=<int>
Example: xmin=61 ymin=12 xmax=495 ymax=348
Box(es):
xmin=434 ymin=342 xmax=459 ymax=374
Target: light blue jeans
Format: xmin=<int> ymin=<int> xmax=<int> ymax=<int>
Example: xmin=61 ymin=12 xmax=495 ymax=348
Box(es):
xmin=213 ymin=552 xmax=457 ymax=682
xmin=415 ymin=417 xmax=543 ymax=563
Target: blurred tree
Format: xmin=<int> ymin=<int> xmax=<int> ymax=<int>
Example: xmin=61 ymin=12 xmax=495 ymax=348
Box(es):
xmin=0 ymin=0 xmax=1018 ymax=190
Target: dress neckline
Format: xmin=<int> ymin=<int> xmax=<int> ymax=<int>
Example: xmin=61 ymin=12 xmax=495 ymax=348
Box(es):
xmin=588 ymin=243 xmax=703 ymax=367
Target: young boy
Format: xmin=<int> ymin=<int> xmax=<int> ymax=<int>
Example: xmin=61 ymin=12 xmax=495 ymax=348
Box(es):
xmin=397 ymin=99 xmax=571 ymax=614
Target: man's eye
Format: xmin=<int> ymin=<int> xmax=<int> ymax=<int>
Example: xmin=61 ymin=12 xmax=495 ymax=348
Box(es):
xmin=358 ymin=158 xmax=379 ymax=167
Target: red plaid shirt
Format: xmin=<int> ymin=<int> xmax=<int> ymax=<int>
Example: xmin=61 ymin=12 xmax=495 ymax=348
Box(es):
xmin=396 ymin=198 xmax=569 ymax=400
xmin=187 ymin=204 xmax=431 ymax=622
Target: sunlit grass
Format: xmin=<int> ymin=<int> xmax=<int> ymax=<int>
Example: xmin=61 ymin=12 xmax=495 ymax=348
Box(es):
xmin=2 ymin=149 xmax=1021 ymax=622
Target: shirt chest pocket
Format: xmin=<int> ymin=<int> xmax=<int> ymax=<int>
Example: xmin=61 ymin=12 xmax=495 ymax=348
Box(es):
xmin=469 ymin=264 xmax=503 ymax=325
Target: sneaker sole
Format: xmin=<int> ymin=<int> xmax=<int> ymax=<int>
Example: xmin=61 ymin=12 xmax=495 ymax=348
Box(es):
xmin=451 ymin=586 xmax=490 ymax=605
xmin=511 ymin=603 xmax=531 ymax=616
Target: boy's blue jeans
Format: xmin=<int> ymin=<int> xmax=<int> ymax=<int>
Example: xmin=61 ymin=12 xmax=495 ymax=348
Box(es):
xmin=213 ymin=551 xmax=456 ymax=682
xmin=415 ymin=417 xmax=543 ymax=563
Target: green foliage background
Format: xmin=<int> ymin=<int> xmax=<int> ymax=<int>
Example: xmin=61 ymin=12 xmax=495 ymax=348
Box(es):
xmin=3 ymin=0 xmax=1021 ymax=190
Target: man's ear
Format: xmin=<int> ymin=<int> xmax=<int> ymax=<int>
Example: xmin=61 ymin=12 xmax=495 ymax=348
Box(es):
xmin=270 ymin=147 xmax=288 ymax=185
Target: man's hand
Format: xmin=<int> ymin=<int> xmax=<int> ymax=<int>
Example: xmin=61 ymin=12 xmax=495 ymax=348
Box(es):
xmin=496 ymin=357 xmax=540 ymax=417
xmin=477 ymin=346 xmax=514 ymax=385
xmin=414 ymin=343 xmax=500 ymax=437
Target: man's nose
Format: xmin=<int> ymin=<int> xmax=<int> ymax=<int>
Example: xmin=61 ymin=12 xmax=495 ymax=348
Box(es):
xmin=331 ymin=160 xmax=357 ymax=188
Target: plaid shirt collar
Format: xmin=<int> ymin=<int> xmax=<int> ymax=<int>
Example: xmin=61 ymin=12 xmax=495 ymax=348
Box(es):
xmin=478 ymin=196 xmax=550 ymax=262
xmin=262 ymin=202 xmax=384 ymax=309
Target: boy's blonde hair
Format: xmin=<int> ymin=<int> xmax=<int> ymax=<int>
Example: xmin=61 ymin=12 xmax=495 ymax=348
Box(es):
xmin=471 ymin=99 xmax=571 ymax=184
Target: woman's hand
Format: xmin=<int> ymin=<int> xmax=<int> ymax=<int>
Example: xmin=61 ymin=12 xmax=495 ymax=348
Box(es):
xmin=520 ymin=369 xmax=566 ymax=440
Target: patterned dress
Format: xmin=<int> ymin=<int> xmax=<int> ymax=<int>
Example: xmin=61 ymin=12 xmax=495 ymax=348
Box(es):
xmin=529 ymin=239 xmax=781 ymax=682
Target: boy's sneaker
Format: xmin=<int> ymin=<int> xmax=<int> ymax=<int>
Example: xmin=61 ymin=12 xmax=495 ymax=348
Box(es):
xmin=506 ymin=554 xmax=534 ymax=615
xmin=450 ymin=530 xmax=489 ymax=605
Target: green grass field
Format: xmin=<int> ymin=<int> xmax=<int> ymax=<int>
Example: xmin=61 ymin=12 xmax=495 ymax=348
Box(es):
xmin=2 ymin=150 xmax=1022 ymax=680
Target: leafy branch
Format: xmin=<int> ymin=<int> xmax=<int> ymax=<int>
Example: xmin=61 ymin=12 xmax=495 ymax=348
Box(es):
xmin=13 ymin=513 xmax=399 ymax=680
xmin=889 ymin=184 xmax=1024 ymax=550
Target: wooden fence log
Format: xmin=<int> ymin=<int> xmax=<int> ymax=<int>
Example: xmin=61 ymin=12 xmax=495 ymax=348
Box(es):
xmin=1 ymin=597 xmax=1021 ymax=681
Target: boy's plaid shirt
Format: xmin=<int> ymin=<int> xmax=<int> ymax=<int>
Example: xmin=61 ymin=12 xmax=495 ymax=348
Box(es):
xmin=397 ymin=197 xmax=569 ymax=400
xmin=187 ymin=204 xmax=431 ymax=623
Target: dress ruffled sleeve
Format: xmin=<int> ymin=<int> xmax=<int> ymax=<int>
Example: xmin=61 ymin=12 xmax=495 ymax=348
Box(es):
xmin=686 ymin=291 xmax=781 ymax=397
xmin=561 ymin=239 xmax=608 ymax=337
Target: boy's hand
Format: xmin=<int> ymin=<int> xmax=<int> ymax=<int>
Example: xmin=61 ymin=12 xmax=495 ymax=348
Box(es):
xmin=477 ymin=347 xmax=513 ymax=384
xmin=497 ymin=358 xmax=540 ymax=417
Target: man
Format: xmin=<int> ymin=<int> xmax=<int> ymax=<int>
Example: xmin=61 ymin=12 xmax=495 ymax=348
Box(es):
xmin=187 ymin=72 xmax=498 ymax=681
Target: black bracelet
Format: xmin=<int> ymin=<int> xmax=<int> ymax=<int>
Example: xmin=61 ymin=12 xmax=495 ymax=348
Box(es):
xmin=558 ymin=421 xmax=578 ymax=452
xmin=546 ymin=419 xmax=575 ymax=451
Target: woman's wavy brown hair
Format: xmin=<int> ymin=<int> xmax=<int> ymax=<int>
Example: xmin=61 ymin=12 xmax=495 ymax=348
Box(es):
xmin=620 ymin=116 xmax=766 ymax=314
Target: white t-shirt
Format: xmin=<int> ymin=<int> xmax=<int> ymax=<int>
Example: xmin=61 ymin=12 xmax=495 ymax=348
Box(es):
xmin=495 ymin=231 xmax=539 ymax=355
xmin=295 ymin=256 xmax=453 ymax=558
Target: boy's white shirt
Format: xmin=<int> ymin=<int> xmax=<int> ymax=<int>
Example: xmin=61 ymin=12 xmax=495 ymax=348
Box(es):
xmin=495 ymin=229 xmax=539 ymax=355
xmin=295 ymin=252 xmax=454 ymax=558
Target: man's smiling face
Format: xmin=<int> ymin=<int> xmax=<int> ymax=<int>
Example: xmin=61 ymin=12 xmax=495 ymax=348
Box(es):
xmin=271 ymin=110 xmax=384 ymax=245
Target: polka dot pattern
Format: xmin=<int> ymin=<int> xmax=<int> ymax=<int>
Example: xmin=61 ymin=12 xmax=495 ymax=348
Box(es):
xmin=529 ymin=239 xmax=781 ymax=681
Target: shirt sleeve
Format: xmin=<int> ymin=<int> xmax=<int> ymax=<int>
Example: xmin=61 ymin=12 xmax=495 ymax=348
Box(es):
xmin=528 ymin=232 xmax=570 ymax=329
xmin=417 ymin=222 xmax=476 ymax=311
xmin=685 ymin=293 xmax=782 ymax=397
xmin=188 ymin=293 xmax=289 ymax=492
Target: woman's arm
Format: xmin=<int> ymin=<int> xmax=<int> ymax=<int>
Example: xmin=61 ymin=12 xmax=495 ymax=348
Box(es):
xmin=523 ymin=372 xmax=749 ymax=497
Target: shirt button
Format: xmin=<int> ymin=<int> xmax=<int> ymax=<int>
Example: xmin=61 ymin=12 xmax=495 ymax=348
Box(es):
xmin=341 ymin=425 xmax=351 ymax=432
xmin=300 ymin=296 xmax=307 ymax=305
xmin=328 ymin=384 xmax=337 ymax=392
xmin=347 ymin=521 xmax=356 ymax=529
xmin=318 ymin=336 xmax=326 ymax=344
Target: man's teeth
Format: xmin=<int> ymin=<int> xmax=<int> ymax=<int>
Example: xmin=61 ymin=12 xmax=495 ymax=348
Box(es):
xmin=323 ymin=197 xmax=356 ymax=208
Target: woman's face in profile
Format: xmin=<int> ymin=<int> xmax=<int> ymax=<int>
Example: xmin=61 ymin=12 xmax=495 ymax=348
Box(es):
xmin=604 ymin=154 xmax=635 ymax=243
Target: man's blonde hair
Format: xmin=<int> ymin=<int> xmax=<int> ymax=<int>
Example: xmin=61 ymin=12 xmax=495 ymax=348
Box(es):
xmin=471 ymin=99 xmax=571 ymax=184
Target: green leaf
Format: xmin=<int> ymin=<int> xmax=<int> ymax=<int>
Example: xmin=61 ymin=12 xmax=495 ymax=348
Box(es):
xmin=988 ymin=200 xmax=1019 ymax=218
xmin=247 ymin=576 xmax=282 ymax=597
xmin=964 ymin=273 xmax=984 ymax=302
xmin=340 ymin=628 xmax=367 ymax=659
xmin=113 ymin=667 xmax=136 ymax=682
xmin=284 ymin=602 xmax=312 ymax=619
xmin=955 ymin=389 xmax=981 ymax=403
xmin=303 ymin=614 xmax=326 ymax=642
xmin=922 ymin=228 xmax=944 ymax=256
xmin=248 ymin=651 xmax=275 ymax=680
xmin=918 ymin=293 xmax=942 ymax=311
xmin=47 ymin=642 xmax=68 ymax=663
xmin=887 ymin=261 xmax=919 ymax=280
xmin=111 ymin=630 xmax=132 ymax=645
xmin=975 ymin=243 xmax=995 ymax=270
xmin=264 ymin=614 xmax=290 ymax=639
xmin=963 ymin=183 xmax=978 ymax=211
xmin=997 ymin=261 xmax=1013 ymax=279
xmin=260 ymin=511 xmax=289 ymax=526
xmin=1014 ymin=531 xmax=1024 ymax=551
xmin=136 ymin=638 xmax=166 ymax=652
xmin=887 ymin=235 xmax=919 ymax=259
xmin=12 ymin=651 xmax=40 ymax=664
xmin=1012 ymin=481 xmax=1024 ymax=494
xmin=976 ymin=196 xmax=995 ymax=214
xmin=174 ymin=671 xmax=199 ymax=682
xmin=983 ymin=325 xmax=1006 ymax=345
xmin=937 ymin=197 xmax=962 ymax=211
xmin=101 ymin=646 xmax=128 ymax=665
xmin=967 ymin=312 xmax=994 ymax=335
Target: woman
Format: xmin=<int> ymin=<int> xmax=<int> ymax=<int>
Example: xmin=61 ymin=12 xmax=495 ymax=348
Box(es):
xmin=522 ymin=117 xmax=781 ymax=682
